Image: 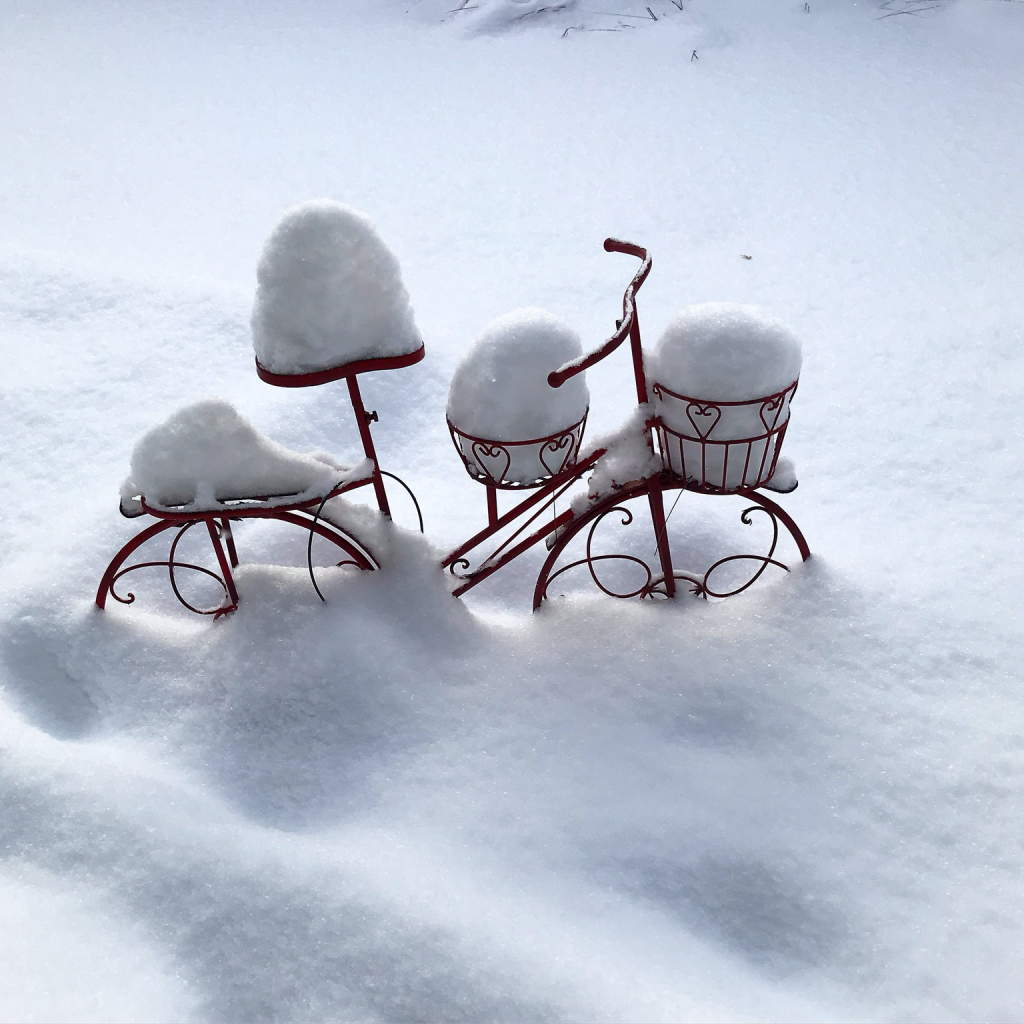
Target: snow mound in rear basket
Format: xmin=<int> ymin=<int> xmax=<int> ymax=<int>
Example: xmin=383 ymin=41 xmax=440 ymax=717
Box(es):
xmin=447 ymin=308 xmax=589 ymax=441
xmin=651 ymin=303 xmax=802 ymax=402
xmin=252 ymin=200 xmax=422 ymax=375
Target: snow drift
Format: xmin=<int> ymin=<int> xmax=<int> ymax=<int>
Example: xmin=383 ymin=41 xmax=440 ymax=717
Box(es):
xmin=3 ymin=0 xmax=1024 ymax=1020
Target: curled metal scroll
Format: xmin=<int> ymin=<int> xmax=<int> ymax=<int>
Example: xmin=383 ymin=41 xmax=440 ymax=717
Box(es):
xmin=540 ymin=505 xmax=655 ymax=601
xmin=642 ymin=506 xmax=789 ymax=600
xmin=447 ymin=556 xmax=472 ymax=581
xmin=100 ymin=507 xmax=378 ymax=615
xmin=537 ymin=489 xmax=794 ymax=606
xmin=108 ymin=520 xmax=233 ymax=616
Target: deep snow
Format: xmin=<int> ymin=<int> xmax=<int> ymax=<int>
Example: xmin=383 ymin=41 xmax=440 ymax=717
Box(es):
xmin=2 ymin=0 xmax=1024 ymax=1021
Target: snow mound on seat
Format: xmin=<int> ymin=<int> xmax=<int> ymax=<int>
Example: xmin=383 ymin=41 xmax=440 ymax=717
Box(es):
xmin=121 ymin=398 xmax=360 ymax=510
xmin=251 ymin=200 xmax=423 ymax=375
xmin=651 ymin=304 xmax=802 ymax=402
xmin=447 ymin=308 xmax=589 ymax=441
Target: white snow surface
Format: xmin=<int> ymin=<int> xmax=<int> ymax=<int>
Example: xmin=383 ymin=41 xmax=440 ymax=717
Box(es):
xmin=447 ymin=307 xmax=590 ymax=440
xmin=251 ymin=200 xmax=422 ymax=374
xmin=578 ymin=404 xmax=662 ymax=505
xmin=765 ymin=455 xmax=798 ymax=494
xmin=3 ymin=1 xmax=1024 ymax=1021
xmin=651 ymin=303 xmax=803 ymax=402
xmin=121 ymin=398 xmax=362 ymax=509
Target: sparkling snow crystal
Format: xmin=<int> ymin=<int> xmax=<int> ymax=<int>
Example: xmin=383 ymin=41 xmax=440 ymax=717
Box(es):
xmin=650 ymin=303 xmax=802 ymax=402
xmin=251 ymin=200 xmax=423 ymax=375
xmin=447 ymin=308 xmax=589 ymax=441
xmin=121 ymin=398 xmax=363 ymax=510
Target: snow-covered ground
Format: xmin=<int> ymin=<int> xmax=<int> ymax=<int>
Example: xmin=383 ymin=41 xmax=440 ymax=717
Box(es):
xmin=2 ymin=0 xmax=1024 ymax=1020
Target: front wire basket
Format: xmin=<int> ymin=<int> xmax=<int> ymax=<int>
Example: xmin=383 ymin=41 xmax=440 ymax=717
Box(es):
xmin=651 ymin=380 xmax=798 ymax=493
xmin=447 ymin=412 xmax=588 ymax=489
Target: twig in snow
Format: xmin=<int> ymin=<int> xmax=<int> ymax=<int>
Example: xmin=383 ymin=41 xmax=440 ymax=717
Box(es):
xmin=877 ymin=6 xmax=939 ymax=17
xmin=590 ymin=9 xmax=663 ymax=18
xmin=512 ymin=4 xmax=571 ymax=22
xmin=563 ymin=23 xmax=630 ymax=37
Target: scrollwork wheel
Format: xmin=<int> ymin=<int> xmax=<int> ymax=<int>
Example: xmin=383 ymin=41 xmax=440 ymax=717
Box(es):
xmin=533 ymin=482 xmax=656 ymax=609
xmin=532 ymin=479 xmax=810 ymax=609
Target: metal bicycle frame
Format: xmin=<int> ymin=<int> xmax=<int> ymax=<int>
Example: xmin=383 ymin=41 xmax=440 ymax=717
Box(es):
xmin=96 ymin=240 xmax=810 ymax=617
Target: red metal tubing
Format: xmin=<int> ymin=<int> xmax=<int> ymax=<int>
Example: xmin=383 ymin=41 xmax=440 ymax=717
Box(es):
xmin=645 ymin=472 xmax=675 ymax=598
xmin=205 ymin=519 xmax=239 ymax=607
xmin=266 ymin=509 xmax=379 ymax=570
xmin=547 ymin=239 xmax=651 ymax=389
xmin=254 ymin=345 xmax=425 ymax=388
xmin=532 ymin=476 xmax=811 ymax=609
xmin=96 ymin=520 xmax=181 ymax=609
xmin=96 ymin=508 xmax=378 ymax=613
xmin=452 ymin=508 xmax=575 ymax=598
xmin=735 ymin=488 xmax=811 ymax=562
xmin=486 ymin=484 xmax=499 ymax=528
xmin=136 ymin=476 xmax=375 ymax=521
xmin=346 ymin=375 xmax=391 ymax=517
xmin=441 ymin=447 xmax=605 ymax=570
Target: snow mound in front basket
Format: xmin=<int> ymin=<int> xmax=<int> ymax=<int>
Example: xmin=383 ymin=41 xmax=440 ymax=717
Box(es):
xmin=447 ymin=308 xmax=589 ymax=441
xmin=121 ymin=398 xmax=350 ymax=509
xmin=251 ymin=200 xmax=422 ymax=375
xmin=651 ymin=303 xmax=802 ymax=401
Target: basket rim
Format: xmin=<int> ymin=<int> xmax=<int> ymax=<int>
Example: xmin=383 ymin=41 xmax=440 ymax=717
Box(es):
xmin=651 ymin=378 xmax=799 ymax=408
xmin=446 ymin=410 xmax=589 ymax=449
xmin=255 ymin=345 xmax=425 ymax=387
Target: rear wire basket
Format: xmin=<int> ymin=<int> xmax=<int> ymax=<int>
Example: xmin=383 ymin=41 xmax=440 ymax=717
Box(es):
xmin=652 ymin=380 xmax=798 ymax=493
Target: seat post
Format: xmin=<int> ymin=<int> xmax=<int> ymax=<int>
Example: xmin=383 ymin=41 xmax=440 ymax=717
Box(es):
xmin=345 ymin=374 xmax=392 ymax=518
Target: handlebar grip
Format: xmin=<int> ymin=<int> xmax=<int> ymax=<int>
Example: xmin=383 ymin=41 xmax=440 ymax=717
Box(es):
xmin=548 ymin=239 xmax=651 ymax=388
xmin=603 ymin=238 xmax=648 ymax=260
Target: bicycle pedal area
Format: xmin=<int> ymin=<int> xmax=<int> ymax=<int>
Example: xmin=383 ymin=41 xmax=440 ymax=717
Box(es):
xmin=97 ymin=200 xmax=810 ymax=620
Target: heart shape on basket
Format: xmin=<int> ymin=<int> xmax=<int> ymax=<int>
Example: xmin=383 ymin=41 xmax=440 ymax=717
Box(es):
xmin=539 ymin=433 xmax=576 ymax=478
xmin=470 ymin=441 xmax=512 ymax=485
xmin=685 ymin=402 xmax=722 ymax=439
xmin=759 ymin=395 xmax=786 ymax=433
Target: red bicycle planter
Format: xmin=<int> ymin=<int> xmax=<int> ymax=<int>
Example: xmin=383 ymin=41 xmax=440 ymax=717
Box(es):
xmin=97 ymin=237 xmax=809 ymax=618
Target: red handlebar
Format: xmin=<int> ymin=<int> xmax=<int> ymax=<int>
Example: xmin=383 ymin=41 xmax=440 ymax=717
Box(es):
xmin=547 ymin=238 xmax=651 ymax=389
xmin=603 ymin=237 xmax=648 ymax=260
